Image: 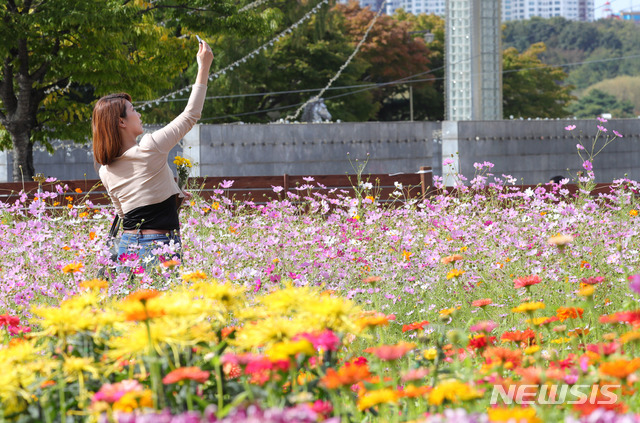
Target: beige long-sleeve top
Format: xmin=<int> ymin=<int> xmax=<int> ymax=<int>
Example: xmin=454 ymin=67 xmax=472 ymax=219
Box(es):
xmin=99 ymin=83 xmax=207 ymax=218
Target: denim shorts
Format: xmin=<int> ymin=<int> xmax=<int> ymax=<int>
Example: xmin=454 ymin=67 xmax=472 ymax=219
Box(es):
xmin=117 ymin=231 xmax=182 ymax=270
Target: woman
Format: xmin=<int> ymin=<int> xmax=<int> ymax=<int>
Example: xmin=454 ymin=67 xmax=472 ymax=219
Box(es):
xmin=92 ymin=40 xmax=213 ymax=270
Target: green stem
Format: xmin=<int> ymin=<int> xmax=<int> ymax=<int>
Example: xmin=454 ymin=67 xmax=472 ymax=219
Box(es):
xmin=58 ymin=377 xmax=66 ymax=423
xmin=214 ymin=357 xmax=224 ymax=416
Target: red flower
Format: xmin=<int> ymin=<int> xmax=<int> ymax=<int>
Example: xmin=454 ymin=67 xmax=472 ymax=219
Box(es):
xmin=0 ymin=314 xmax=20 ymax=328
xmin=402 ymin=320 xmax=430 ymax=333
xmin=468 ymin=334 xmax=496 ymax=350
xmin=514 ymin=275 xmax=541 ymax=289
xmin=364 ymin=342 xmax=416 ymax=361
xmin=600 ymin=310 xmax=640 ymax=324
xmin=162 ymin=367 xmax=210 ymax=384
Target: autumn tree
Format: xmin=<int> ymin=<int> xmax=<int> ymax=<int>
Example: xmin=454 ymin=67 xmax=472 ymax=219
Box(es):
xmin=0 ymin=0 xmax=269 ymax=181
xmin=338 ymin=2 xmax=437 ymax=121
xmin=502 ymin=42 xmax=574 ymax=119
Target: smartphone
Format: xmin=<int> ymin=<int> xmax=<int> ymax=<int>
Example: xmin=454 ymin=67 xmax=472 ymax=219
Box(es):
xmin=196 ymin=35 xmax=203 ymax=44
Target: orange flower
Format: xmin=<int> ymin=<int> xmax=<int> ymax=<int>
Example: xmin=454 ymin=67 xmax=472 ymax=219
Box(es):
xmin=74 ymin=188 xmax=83 ymax=193
xmin=556 ymin=307 xmax=584 ymax=322
xmin=162 ymin=366 xmax=210 ymax=384
xmin=125 ymin=289 xmax=161 ymax=303
xmin=483 ymin=347 xmax=523 ymax=369
xmin=89 ymin=231 xmax=96 ymax=240
xmin=402 ymin=320 xmax=430 ymax=333
xmin=501 ymin=329 xmax=538 ymax=346
xmin=398 ymin=384 xmax=431 ymax=398
xmin=599 ymin=358 xmax=640 ymax=379
xmin=78 ymin=279 xmax=108 ymax=290
xmin=513 ymin=275 xmax=541 ymax=289
xmin=62 ymin=262 xmax=84 ymax=273
xmin=125 ymin=308 xmax=166 ymax=322
xmin=357 ymin=312 xmax=394 ymax=329
xmin=362 ymin=276 xmax=382 ymax=284
xmin=364 ymin=342 xmax=416 ymax=361
xmin=321 ymin=362 xmax=371 ymax=389
xmin=440 ymin=254 xmax=464 ymax=264
xmin=472 ymin=298 xmax=492 ymax=307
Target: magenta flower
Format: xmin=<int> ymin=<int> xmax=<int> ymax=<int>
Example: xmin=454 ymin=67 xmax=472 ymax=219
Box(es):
xmin=582 ymin=160 xmax=593 ymax=171
xmin=576 ymin=144 xmax=584 ymax=150
xmin=613 ymin=130 xmax=623 ymax=138
xmin=628 ymin=274 xmax=640 ymax=295
xmin=564 ymin=125 xmax=576 ymax=131
xmin=597 ymin=125 xmax=608 ymax=132
xmin=443 ymin=158 xmax=454 ymax=166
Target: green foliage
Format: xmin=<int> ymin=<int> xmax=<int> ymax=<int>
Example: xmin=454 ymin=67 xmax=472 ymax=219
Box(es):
xmin=0 ymin=0 xmax=272 ymax=179
xmin=502 ymin=42 xmax=575 ymax=118
xmin=567 ymin=88 xmax=635 ymax=119
xmin=503 ymin=17 xmax=640 ymax=90
xmin=587 ymin=75 xmax=640 ymax=115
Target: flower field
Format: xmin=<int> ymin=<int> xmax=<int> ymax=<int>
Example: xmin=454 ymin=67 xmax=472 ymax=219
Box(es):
xmin=2 ymin=154 xmax=640 ymax=421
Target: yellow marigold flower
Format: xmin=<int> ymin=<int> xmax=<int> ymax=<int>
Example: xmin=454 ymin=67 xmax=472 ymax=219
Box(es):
xmin=439 ymin=306 xmax=460 ymax=317
xmin=512 ymin=302 xmax=545 ymax=314
xmin=173 ymin=156 xmax=192 ymax=168
xmin=112 ymin=390 xmax=153 ymax=412
xmin=402 ymin=250 xmax=412 ymax=261
xmin=423 ymin=348 xmax=438 ymax=360
xmin=526 ymin=317 xmax=552 ymax=326
xmin=428 ymin=379 xmax=482 ymax=406
xmin=265 ymin=339 xmax=315 ymax=361
xmin=550 ymin=337 xmax=572 ymax=344
xmin=181 ymin=271 xmax=207 ymax=283
xmin=446 ymin=268 xmax=465 ymax=279
xmin=62 ymin=356 xmax=99 ymax=381
xmin=488 ymin=406 xmax=541 ymax=423
xmin=357 ymin=388 xmax=399 ymax=411
xmin=232 ymin=316 xmax=309 ymax=350
xmin=578 ymin=285 xmax=595 ymax=297
xmin=524 ymin=345 xmax=540 ymax=355
xmin=62 ymin=262 xmax=84 ymax=273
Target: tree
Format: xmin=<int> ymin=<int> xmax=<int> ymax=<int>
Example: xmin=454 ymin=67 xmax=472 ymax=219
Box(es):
xmin=567 ymin=88 xmax=635 ymax=119
xmin=0 ymin=0 xmax=269 ymax=181
xmin=338 ymin=3 xmax=438 ymax=121
xmin=502 ymin=42 xmax=574 ymax=119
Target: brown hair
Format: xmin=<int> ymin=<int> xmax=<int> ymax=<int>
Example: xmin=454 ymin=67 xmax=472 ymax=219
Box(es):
xmin=92 ymin=93 xmax=132 ymax=165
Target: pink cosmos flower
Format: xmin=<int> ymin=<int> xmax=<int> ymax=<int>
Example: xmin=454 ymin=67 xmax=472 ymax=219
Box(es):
xmin=582 ymin=160 xmax=593 ymax=171
xmin=564 ymin=125 xmax=576 ymax=131
xmin=576 ymin=143 xmax=584 ymax=150
xmin=613 ymin=130 xmax=623 ymax=138
xmin=296 ymin=330 xmax=341 ymax=351
xmin=628 ymin=274 xmax=640 ymax=295
xmin=92 ymin=380 xmax=144 ymax=403
xmin=597 ymin=125 xmax=607 ymax=132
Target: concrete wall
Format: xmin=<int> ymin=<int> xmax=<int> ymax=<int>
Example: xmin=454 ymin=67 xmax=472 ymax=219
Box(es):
xmin=2 ymin=119 xmax=638 ymax=185
xmin=449 ymin=119 xmax=640 ymax=184
xmin=197 ymin=122 xmax=439 ymax=177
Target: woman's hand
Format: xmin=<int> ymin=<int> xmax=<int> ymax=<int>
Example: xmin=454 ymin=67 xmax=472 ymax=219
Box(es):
xmin=196 ymin=40 xmax=214 ymax=84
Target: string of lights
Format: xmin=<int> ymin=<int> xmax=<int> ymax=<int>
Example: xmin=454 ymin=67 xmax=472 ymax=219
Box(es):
xmin=239 ymin=0 xmax=270 ymax=12
xmin=285 ymin=0 xmax=387 ymax=121
xmin=136 ymin=0 xmax=330 ymax=110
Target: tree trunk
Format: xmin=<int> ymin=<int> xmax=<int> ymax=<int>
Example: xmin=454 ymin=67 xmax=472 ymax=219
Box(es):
xmin=11 ymin=130 xmax=34 ymax=182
